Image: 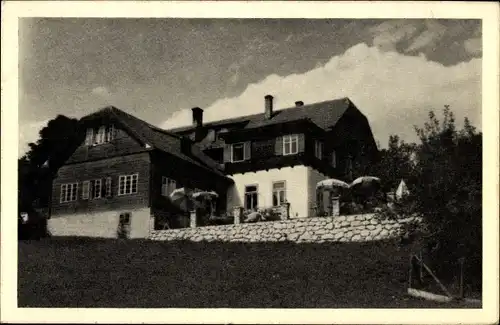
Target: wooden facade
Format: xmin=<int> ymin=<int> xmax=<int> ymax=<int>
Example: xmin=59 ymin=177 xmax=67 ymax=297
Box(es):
xmin=51 ymin=152 xmax=151 ymax=216
xmin=172 ymin=102 xmax=378 ymax=182
xmin=50 ymin=108 xmax=233 ymax=230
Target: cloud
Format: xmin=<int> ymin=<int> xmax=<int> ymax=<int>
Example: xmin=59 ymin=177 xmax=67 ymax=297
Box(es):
xmin=405 ymin=21 xmax=447 ymax=53
xmin=369 ymin=20 xmax=419 ymax=52
xmin=91 ymin=86 xmax=112 ymax=97
xmin=162 ymin=43 xmax=481 ymax=147
xmin=18 ymin=119 xmax=50 ymax=157
xmin=464 ymin=37 xmax=482 ymax=55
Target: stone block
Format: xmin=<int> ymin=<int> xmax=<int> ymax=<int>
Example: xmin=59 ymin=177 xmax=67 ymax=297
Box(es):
xmin=337 ymin=216 xmax=347 ymax=222
xmin=346 ymin=215 xmax=356 ymax=222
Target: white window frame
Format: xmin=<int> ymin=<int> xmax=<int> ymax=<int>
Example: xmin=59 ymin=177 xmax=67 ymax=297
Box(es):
xmin=161 ymin=176 xmax=177 ymax=196
xmin=231 ymin=142 xmax=245 ymax=162
xmin=96 ymin=126 xmax=106 ymax=144
xmin=244 ymin=184 xmax=259 ymax=211
xmin=105 ymin=125 xmax=114 ymax=143
xmin=118 ymin=173 xmax=139 ymax=196
xmin=315 ymin=140 xmax=323 ymax=159
xmin=283 ymin=134 xmax=299 ymax=155
xmin=82 ymin=179 xmax=104 ymax=200
xmin=272 ymin=181 xmax=286 ymax=207
xmin=60 ymin=183 xmax=78 ymax=203
xmin=331 ymin=150 xmax=337 ymax=168
xmin=87 ymin=125 xmax=114 ymax=146
xmin=93 ymin=179 xmax=102 ymax=199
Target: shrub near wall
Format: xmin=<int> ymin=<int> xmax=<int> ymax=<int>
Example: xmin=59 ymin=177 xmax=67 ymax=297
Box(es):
xmin=149 ymin=214 xmax=420 ymax=243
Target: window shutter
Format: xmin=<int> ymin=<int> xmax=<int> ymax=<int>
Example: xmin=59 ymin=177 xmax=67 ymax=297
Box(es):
xmin=243 ymin=141 xmax=251 ymax=160
xmin=85 ymin=128 xmax=94 ymax=146
xmin=89 ymin=180 xmax=95 ymax=199
xmin=100 ymin=178 xmax=106 ymax=197
xmin=105 ymin=177 xmax=112 ymax=197
xmin=275 ymin=136 xmax=283 ymax=156
xmin=82 ymin=181 xmax=90 ymax=200
xmin=223 ymin=144 xmax=232 ymax=162
xmin=298 ymin=133 xmax=305 ymax=153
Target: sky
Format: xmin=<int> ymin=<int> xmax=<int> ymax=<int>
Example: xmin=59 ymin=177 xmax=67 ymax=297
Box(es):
xmin=19 ymin=18 xmax=482 ymax=156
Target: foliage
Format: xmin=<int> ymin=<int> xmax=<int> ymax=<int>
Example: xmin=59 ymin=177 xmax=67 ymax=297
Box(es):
xmin=18 ymin=115 xmax=80 ymax=239
xmin=411 ymin=108 xmax=482 ymax=280
xmin=369 ymin=106 xmax=481 ymax=284
xmin=369 ymin=135 xmax=418 ymax=193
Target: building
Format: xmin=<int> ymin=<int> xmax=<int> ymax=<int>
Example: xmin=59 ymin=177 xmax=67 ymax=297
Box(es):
xmin=47 ymin=95 xmax=378 ymax=238
xmin=47 ymin=107 xmax=233 ymax=238
xmin=170 ymin=95 xmax=378 ymax=219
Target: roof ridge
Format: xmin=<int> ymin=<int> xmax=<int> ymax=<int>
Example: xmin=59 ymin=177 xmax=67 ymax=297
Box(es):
xmin=167 ymin=97 xmax=351 ymax=132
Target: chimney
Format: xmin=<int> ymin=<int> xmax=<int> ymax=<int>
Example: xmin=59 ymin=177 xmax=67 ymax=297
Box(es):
xmin=191 ymin=107 xmax=203 ymax=128
xmin=295 ymin=101 xmax=304 ymax=107
xmin=265 ymin=95 xmax=274 ymax=119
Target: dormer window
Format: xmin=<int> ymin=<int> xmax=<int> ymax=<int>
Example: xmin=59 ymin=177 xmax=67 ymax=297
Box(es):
xmin=231 ymin=143 xmax=245 ymax=162
xmin=85 ymin=125 xmax=115 ymax=146
xmin=283 ymin=134 xmax=299 ymax=155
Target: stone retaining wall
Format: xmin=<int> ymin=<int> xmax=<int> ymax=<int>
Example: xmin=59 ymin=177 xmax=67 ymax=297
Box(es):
xmin=149 ymin=214 xmax=420 ymax=243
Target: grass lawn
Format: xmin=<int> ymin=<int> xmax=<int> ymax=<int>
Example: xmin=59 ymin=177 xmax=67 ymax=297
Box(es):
xmin=18 ymin=237 xmax=481 ymax=308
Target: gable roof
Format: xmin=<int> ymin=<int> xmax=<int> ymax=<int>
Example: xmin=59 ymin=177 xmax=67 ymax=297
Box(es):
xmin=80 ymin=106 xmax=228 ymax=179
xmin=168 ymin=97 xmax=353 ymax=134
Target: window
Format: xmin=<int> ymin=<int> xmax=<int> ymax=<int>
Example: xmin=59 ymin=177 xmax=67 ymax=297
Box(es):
xmin=161 ymin=177 xmax=177 ymax=196
xmin=105 ymin=125 xmax=114 ymax=142
xmin=82 ymin=179 xmax=104 ymax=200
xmin=231 ymin=143 xmax=245 ymax=162
xmin=331 ymin=150 xmax=337 ymax=168
xmin=105 ymin=177 xmax=112 ymax=197
xmin=315 ymin=140 xmax=323 ymax=159
xmin=118 ymin=174 xmax=139 ymax=196
xmin=85 ymin=125 xmax=114 ymax=146
xmin=244 ymin=185 xmax=258 ymax=210
xmin=283 ymin=134 xmax=299 ymax=155
xmin=60 ymin=183 xmax=78 ymax=203
xmin=96 ymin=126 xmax=106 ymax=144
xmin=93 ymin=179 xmax=102 ymax=199
xmin=272 ymin=181 xmax=286 ymax=207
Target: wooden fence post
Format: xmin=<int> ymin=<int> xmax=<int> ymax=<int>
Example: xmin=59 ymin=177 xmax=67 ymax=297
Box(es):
xmin=408 ymin=255 xmax=414 ymax=289
xmin=459 ymin=257 xmax=465 ymax=299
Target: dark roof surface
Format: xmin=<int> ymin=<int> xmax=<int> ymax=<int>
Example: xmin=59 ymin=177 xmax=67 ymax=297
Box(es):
xmin=168 ymin=97 xmax=352 ymax=133
xmin=83 ymin=107 xmax=227 ymax=178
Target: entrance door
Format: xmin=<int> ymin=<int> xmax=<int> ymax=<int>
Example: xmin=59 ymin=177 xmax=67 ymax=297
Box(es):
xmin=118 ymin=212 xmax=131 ymax=238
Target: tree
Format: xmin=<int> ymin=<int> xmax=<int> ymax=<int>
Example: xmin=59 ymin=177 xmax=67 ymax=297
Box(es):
xmin=412 ymin=107 xmax=482 ymax=284
xmin=370 ymin=135 xmax=418 ymax=193
xmin=18 ymin=115 xmax=80 ymax=238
